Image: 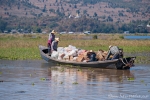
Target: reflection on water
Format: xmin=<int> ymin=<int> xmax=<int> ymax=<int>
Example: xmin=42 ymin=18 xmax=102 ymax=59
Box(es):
xmin=0 ymin=60 xmax=150 ymax=100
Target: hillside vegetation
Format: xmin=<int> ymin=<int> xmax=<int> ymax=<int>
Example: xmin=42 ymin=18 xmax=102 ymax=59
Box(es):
xmin=0 ymin=0 xmax=150 ymax=33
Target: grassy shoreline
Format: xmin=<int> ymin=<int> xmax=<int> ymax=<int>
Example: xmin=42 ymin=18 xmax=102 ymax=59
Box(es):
xmin=0 ymin=34 xmax=150 ymax=63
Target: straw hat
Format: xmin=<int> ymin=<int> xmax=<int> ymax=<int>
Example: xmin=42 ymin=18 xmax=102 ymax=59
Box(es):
xmin=51 ymin=30 xmax=56 ymax=34
xmin=89 ymin=50 xmax=93 ymax=52
xmin=109 ymin=45 xmax=112 ymax=49
xmin=55 ymin=38 xmax=59 ymax=41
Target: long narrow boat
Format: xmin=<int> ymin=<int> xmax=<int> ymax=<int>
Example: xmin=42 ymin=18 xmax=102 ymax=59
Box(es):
xmin=39 ymin=45 xmax=135 ymax=69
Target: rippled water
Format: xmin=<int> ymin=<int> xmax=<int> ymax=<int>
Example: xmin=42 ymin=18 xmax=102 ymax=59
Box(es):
xmin=0 ymin=60 xmax=150 ymax=100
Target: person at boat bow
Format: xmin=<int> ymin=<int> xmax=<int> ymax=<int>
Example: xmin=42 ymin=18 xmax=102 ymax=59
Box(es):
xmin=47 ymin=30 xmax=56 ymax=54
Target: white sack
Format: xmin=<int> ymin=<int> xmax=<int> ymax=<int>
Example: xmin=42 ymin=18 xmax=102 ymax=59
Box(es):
xmin=51 ymin=51 xmax=59 ymax=59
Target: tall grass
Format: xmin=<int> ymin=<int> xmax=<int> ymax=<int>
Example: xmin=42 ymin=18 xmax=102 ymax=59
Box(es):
xmin=0 ymin=33 xmax=150 ymax=61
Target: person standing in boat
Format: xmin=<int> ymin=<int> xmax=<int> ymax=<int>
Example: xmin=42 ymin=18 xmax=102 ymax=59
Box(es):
xmin=106 ymin=45 xmax=120 ymax=60
xmin=51 ymin=38 xmax=59 ymax=52
xmin=47 ymin=30 xmax=56 ymax=54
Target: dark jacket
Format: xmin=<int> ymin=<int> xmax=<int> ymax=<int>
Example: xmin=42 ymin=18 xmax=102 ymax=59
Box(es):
xmin=48 ymin=33 xmax=55 ymax=42
xmin=87 ymin=52 xmax=97 ymax=62
xmin=47 ymin=33 xmax=55 ymax=48
xmin=51 ymin=41 xmax=58 ymax=51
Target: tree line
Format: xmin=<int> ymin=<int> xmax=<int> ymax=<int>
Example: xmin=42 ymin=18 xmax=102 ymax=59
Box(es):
xmin=0 ymin=16 xmax=149 ymax=33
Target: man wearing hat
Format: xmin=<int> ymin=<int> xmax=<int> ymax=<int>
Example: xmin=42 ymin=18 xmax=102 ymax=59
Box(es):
xmin=51 ymin=38 xmax=59 ymax=52
xmin=47 ymin=30 xmax=56 ymax=54
xmin=86 ymin=50 xmax=97 ymax=62
xmin=106 ymin=45 xmax=120 ymax=60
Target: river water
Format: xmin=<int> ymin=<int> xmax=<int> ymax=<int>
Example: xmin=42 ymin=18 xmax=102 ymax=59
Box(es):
xmin=0 ymin=60 xmax=150 ymax=100
xmin=124 ymin=35 xmax=150 ymax=40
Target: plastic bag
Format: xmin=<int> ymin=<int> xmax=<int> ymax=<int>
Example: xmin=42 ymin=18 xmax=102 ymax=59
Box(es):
xmin=51 ymin=51 xmax=59 ymax=59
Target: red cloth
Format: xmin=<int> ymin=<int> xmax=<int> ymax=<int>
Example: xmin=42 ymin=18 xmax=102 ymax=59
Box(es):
xmin=48 ymin=40 xmax=51 ymax=43
xmin=47 ymin=39 xmax=52 ymax=47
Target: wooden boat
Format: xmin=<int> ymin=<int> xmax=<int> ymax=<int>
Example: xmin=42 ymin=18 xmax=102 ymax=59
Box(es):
xmin=39 ymin=45 xmax=135 ymax=70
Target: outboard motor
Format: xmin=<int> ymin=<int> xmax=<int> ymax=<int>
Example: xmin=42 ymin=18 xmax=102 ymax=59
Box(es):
xmin=116 ymin=57 xmax=136 ymax=70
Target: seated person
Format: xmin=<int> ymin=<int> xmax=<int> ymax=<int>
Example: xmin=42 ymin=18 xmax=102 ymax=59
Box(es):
xmin=106 ymin=45 xmax=120 ymax=60
xmin=86 ymin=50 xmax=97 ymax=62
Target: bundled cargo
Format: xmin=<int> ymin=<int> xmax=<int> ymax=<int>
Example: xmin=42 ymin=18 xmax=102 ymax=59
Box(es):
xmin=51 ymin=51 xmax=59 ymax=59
xmin=96 ymin=49 xmax=108 ymax=61
xmin=51 ymin=45 xmax=108 ymax=62
xmin=51 ymin=45 xmax=78 ymax=61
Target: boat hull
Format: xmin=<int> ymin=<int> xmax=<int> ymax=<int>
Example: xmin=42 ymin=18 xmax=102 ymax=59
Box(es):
xmin=39 ymin=45 xmax=134 ymax=69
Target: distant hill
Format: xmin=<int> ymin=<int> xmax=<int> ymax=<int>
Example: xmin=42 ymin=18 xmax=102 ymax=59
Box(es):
xmin=0 ymin=0 xmax=150 ymax=33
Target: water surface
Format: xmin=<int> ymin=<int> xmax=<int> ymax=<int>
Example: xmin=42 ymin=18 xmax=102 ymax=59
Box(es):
xmin=0 ymin=60 xmax=150 ymax=100
xmin=124 ymin=35 xmax=150 ymax=40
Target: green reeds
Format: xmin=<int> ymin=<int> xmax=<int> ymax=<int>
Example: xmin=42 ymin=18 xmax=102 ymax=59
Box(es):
xmin=0 ymin=34 xmax=150 ymax=63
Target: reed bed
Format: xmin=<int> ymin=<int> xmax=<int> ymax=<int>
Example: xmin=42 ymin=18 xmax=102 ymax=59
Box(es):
xmin=0 ymin=33 xmax=150 ymax=63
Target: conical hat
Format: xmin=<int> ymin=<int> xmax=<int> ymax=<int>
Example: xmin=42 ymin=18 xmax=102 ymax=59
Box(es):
xmin=55 ymin=38 xmax=59 ymax=41
xmin=89 ymin=50 xmax=93 ymax=52
xmin=51 ymin=30 xmax=56 ymax=33
xmin=109 ymin=45 xmax=112 ymax=49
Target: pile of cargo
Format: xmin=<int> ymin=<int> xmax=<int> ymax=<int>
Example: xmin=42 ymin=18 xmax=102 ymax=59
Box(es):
xmin=51 ymin=45 xmax=108 ymax=62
